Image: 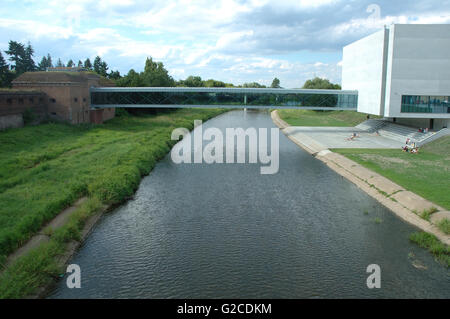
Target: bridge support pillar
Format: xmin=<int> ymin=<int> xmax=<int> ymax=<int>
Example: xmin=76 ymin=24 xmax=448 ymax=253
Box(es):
xmin=90 ymin=109 xmax=104 ymax=124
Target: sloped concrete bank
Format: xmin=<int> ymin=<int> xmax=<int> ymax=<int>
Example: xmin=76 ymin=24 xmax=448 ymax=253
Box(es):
xmin=271 ymin=111 xmax=450 ymax=246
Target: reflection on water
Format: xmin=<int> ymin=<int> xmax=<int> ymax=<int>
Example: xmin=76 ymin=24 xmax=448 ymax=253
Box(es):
xmin=50 ymin=110 xmax=449 ymax=299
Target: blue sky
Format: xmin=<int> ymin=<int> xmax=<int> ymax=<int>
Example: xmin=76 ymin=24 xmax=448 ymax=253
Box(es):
xmin=1 ymin=0 xmax=449 ymax=88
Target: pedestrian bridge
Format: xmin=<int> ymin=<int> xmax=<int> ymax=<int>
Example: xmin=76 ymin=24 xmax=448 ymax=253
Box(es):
xmin=90 ymin=87 xmax=358 ymax=111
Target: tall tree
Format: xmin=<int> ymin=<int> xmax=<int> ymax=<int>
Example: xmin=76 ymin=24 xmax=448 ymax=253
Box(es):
xmin=47 ymin=54 xmax=53 ymax=68
xmin=84 ymin=58 xmax=92 ymax=70
xmin=5 ymin=40 xmax=26 ymax=74
xmin=38 ymin=56 xmax=48 ymax=71
xmin=77 ymin=60 xmax=83 ymax=68
xmin=38 ymin=53 xmax=53 ymax=71
xmin=141 ymin=57 xmax=174 ymax=87
xmin=93 ymin=56 xmax=108 ymax=77
xmin=56 ymin=58 xmax=64 ymax=67
xmin=23 ymin=43 xmax=36 ymax=72
xmin=0 ymin=52 xmax=11 ymax=87
xmin=67 ymin=59 xmax=74 ymax=68
xmin=271 ymin=77 xmax=281 ymax=88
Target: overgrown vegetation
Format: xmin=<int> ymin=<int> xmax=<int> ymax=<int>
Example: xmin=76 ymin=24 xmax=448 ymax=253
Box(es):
xmin=278 ymin=109 xmax=370 ymax=127
xmin=0 ymin=197 xmax=103 ymax=298
xmin=409 ymin=232 xmax=450 ymax=267
xmin=418 ymin=207 xmax=438 ymax=221
xmin=0 ymin=109 xmax=225 ymax=263
xmin=334 ymin=136 xmax=450 ymax=210
xmin=437 ymin=219 xmax=450 ymax=235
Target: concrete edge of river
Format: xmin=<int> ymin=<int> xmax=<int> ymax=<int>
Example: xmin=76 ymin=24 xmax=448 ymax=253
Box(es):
xmin=271 ymin=110 xmax=450 ymax=246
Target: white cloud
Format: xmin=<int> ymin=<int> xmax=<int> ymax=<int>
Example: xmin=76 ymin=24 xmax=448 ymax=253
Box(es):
xmin=1 ymin=0 xmax=449 ymax=87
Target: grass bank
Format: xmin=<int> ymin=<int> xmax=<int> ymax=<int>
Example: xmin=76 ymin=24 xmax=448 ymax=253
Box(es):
xmin=333 ymin=136 xmax=450 ymax=210
xmin=277 ymin=109 xmax=370 ymax=127
xmin=0 ymin=108 xmax=225 ymax=298
xmin=409 ymin=232 xmax=450 ymax=267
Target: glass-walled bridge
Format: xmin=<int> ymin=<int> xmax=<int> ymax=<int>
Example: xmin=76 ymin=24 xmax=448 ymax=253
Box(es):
xmin=90 ymin=87 xmax=358 ymax=111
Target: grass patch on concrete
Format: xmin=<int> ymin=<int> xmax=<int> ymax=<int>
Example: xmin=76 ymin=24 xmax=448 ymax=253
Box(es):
xmin=418 ymin=207 xmax=438 ymax=221
xmin=409 ymin=232 xmax=450 ymax=267
xmin=438 ymin=219 xmax=450 ymax=235
xmin=277 ymin=110 xmax=370 ymax=127
xmin=0 ymin=109 xmax=225 ymax=262
xmin=333 ymin=136 xmax=450 ymax=210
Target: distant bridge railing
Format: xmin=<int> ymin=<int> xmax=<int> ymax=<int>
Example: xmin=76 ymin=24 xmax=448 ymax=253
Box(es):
xmin=90 ymin=87 xmax=358 ymax=111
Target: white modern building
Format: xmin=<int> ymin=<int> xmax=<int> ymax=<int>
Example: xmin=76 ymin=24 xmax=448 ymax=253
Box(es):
xmin=342 ymin=24 xmax=450 ymax=129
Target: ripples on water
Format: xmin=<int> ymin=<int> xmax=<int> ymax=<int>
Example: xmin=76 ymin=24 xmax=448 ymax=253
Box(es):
xmin=50 ymin=110 xmax=449 ymax=299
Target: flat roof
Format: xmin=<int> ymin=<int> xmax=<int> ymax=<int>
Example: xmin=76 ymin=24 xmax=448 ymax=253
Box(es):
xmin=91 ymin=87 xmax=358 ymax=95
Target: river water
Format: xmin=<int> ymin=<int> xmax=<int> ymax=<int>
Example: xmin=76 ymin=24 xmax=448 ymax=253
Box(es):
xmin=50 ymin=110 xmax=449 ymax=299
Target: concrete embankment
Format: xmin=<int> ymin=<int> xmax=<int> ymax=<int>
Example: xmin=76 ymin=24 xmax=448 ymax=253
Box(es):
xmin=271 ymin=111 xmax=450 ymax=246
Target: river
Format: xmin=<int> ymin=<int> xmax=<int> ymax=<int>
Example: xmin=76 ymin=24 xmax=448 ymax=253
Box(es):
xmin=49 ymin=110 xmax=449 ymax=299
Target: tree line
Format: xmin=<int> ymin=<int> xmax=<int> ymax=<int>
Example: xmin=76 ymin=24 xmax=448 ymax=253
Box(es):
xmin=0 ymin=40 xmax=121 ymax=87
xmin=0 ymin=40 xmax=341 ymax=90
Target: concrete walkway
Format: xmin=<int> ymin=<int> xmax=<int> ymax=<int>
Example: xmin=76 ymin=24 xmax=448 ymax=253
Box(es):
xmin=284 ymin=126 xmax=404 ymax=149
xmin=272 ymin=111 xmax=450 ymax=245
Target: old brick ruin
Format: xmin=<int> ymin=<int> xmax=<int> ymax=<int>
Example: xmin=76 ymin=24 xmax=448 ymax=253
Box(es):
xmin=0 ymin=70 xmax=115 ymax=130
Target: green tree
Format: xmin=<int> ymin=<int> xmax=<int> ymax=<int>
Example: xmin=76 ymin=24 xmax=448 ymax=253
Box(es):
xmin=38 ymin=54 xmax=54 ymax=70
xmin=67 ymin=59 xmax=74 ymax=68
xmin=5 ymin=41 xmax=26 ymax=74
xmin=302 ymin=77 xmax=341 ymax=90
xmin=0 ymin=52 xmax=12 ymax=87
xmin=23 ymin=43 xmax=36 ymax=72
xmin=93 ymin=56 xmax=108 ymax=77
xmin=141 ymin=57 xmax=174 ymax=87
xmin=271 ymin=77 xmax=281 ymax=88
xmin=56 ymin=58 xmax=64 ymax=67
xmin=242 ymin=82 xmax=266 ymax=88
xmin=108 ymin=70 xmax=121 ymax=80
xmin=204 ymin=79 xmax=226 ymax=87
xmin=181 ymin=75 xmax=203 ymax=87
xmin=46 ymin=54 xmax=53 ymax=68
xmin=116 ymin=69 xmax=144 ymax=87
xmin=302 ymin=77 xmax=341 ymax=107
xmin=84 ymin=58 xmax=92 ymax=70
xmin=77 ymin=60 xmax=83 ymax=68
xmin=38 ymin=56 xmax=48 ymax=71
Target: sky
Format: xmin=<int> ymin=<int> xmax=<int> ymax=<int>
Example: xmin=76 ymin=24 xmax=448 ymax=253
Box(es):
xmin=0 ymin=0 xmax=449 ymax=88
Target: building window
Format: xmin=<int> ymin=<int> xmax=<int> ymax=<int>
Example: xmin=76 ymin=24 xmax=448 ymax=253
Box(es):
xmin=7 ymin=98 xmax=12 ymax=104
xmin=83 ymin=98 xmax=86 ymax=102
xmin=29 ymin=98 xmax=34 ymax=103
xmin=74 ymin=97 xmax=78 ymax=102
xmin=401 ymin=95 xmax=450 ymax=114
xmin=50 ymin=98 xmax=56 ymax=103
xmin=18 ymin=98 xmax=24 ymax=104
xmin=39 ymin=98 xmax=44 ymax=103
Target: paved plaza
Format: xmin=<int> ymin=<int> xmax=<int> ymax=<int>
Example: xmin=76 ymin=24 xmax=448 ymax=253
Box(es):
xmin=283 ymin=126 xmax=405 ymax=150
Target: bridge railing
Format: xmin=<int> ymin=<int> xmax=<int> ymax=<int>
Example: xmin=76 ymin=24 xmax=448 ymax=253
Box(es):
xmin=90 ymin=87 xmax=358 ymax=110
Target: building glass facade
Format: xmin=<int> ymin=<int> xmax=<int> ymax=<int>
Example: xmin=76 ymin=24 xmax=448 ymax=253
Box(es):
xmin=401 ymin=95 xmax=450 ymax=113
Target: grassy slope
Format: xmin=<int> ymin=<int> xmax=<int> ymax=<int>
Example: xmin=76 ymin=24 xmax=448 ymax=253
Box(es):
xmin=0 ymin=109 xmax=225 ymax=261
xmin=334 ymin=136 xmax=450 ymax=210
xmin=277 ymin=110 xmax=370 ymax=127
